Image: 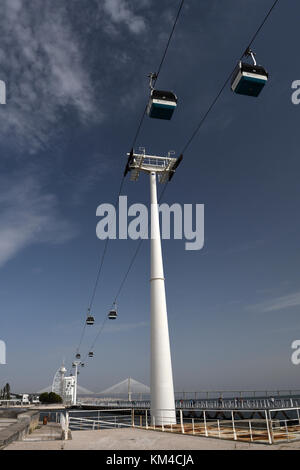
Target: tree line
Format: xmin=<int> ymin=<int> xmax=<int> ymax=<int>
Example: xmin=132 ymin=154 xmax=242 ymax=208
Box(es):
xmin=0 ymin=383 xmax=11 ymax=399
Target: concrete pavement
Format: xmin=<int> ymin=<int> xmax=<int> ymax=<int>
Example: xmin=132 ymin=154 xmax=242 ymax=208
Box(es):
xmin=4 ymin=427 xmax=300 ymax=450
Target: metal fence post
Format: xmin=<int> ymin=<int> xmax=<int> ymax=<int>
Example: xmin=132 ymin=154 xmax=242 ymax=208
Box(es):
xmin=265 ymin=410 xmax=272 ymax=445
xmin=217 ymin=419 xmax=221 ymax=438
xmin=132 ymin=409 xmax=135 ymax=428
xmin=179 ymin=409 xmax=184 ymax=434
xmin=145 ymin=410 xmax=148 ymax=429
xmin=249 ymin=421 xmax=253 ymax=442
xmin=61 ymin=412 xmax=68 ymax=440
xmin=285 ymin=420 xmax=289 ymax=442
xmin=231 ymin=411 xmax=237 ymax=440
xmin=203 ymin=411 xmax=208 ymax=437
xmin=192 ymin=418 xmax=195 ymax=435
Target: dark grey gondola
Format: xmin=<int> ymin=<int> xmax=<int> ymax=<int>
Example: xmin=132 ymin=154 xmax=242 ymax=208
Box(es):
xmin=108 ymin=309 xmax=117 ymax=320
xmin=231 ymin=49 xmax=268 ymax=97
xmin=147 ymin=72 xmax=177 ymax=120
xmin=86 ymin=315 xmax=95 ymax=325
xmin=147 ymin=89 xmax=178 ymax=120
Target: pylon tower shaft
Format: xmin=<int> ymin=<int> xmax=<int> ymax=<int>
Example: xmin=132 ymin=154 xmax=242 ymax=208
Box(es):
xmin=150 ymin=171 xmax=176 ymax=425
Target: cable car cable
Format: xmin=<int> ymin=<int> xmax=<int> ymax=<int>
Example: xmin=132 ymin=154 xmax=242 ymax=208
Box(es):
xmin=131 ymin=105 xmax=147 ymax=150
xmin=78 ymin=0 xmax=185 ymax=324
xmin=73 ymin=0 xmax=187 ymax=364
xmin=88 ymin=0 xmax=281 ymax=343
xmin=245 ymin=0 xmax=280 ymax=48
xmin=72 ymin=174 xmax=125 ymax=361
xmin=131 ymin=0 xmax=185 ymax=145
xmin=155 ymin=0 xmax=185 ymax=82
xmin=180 ymin=0 xmax=280 ymax=155
xmin=72 ymin=0 xmax=278 ymax=366
xmin=83 ymin=316 xmax=107 ymax=362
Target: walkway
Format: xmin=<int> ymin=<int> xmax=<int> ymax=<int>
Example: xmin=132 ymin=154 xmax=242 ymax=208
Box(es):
xmin=3 ymin=427 xmax=299 ymax=450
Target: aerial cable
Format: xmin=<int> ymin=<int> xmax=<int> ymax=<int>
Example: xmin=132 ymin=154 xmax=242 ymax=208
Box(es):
xmin=83 ymin=179 xmax=171 ymax=360
xmin=155 ymin=0 xmax=185 ymax=83
xmin=87 ymin=176 xmax=125 ymax=312
xmin=88 ymin=0 xmax=281 ymax=346
xmin=76 ymin=0 xmax=279 ymax=363
xmin=72 ymin=174 xmax=125 ymax=362
xmin=83 ymin=315 xmax=108 ymax=362
xmin=180 ymin=0 xmax=280 ymax=155
xmin=76 ymin=0 xmax=186 ymax=362
xmin=131 ymin=0 xmax=185 ymax=147
xmin=83 ymin=0 xmax=185 ymax=313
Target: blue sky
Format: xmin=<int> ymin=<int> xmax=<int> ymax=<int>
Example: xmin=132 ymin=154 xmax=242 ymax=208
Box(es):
xmin=1 ymin=0 xmax=300 ymax=394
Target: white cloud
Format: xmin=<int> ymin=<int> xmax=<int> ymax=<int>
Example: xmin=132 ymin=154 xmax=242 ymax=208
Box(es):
xmin=249 ymin=292 xmax=300 ymax=313
xmin=0 ymin=171 xmax=76 ymax=267
xmin=103 ymin=0 xmax=147 ymax=34
xmin=0 ymin=0 xmax=100 ymax=152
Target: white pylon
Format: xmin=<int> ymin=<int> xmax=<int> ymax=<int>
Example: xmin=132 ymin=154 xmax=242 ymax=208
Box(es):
xmin=124 ymin=149 xmax=183 ymax=425
xmin=73 ymin=362 xmax=79 ymax=406
xmin=72 ymin=360 xmax=83 ymax=406
xmin=150 ymin=171 xmax=176 ymax=425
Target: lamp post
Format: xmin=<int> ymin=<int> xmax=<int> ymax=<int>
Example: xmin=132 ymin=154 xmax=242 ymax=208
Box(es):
xmin=72 ymin=360 xmax=84 ymax=406
xmin=124 ymin=148 xmax=182 ymax=425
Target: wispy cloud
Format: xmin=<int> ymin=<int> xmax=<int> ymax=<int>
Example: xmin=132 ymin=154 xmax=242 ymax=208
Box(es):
xmin=0 ymin=0 xmax=100 ymax=152
xmin=0 ymin=170 xmax=76 ymax=267
xmin=102 ymin=0 xmax=147 ymax=35
xmin=249 ymin=292 xmax=300 ymax=313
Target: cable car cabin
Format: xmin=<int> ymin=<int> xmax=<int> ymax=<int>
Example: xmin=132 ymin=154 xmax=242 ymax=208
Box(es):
xmin=231 ymin=62 xmax=268 ymax=97
xmin=86 ymin=315 xmax=95 ymax=326
xmin=147 ymin=90 xmax=177 ymax=120
xmin=88 ymin=352 xmax=94 ymax=358
xmin=108 ymin=309 xmax=117 ymax=320
xmin=75 ymin=353 xmax=81 ymax=359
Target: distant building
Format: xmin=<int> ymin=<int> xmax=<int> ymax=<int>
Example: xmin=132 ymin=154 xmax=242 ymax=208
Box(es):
xmin=38 ymin=365 xmax=92 ymax=406
xmin=22 ymin=394 xmax=30 ymax=405
xmin=63 ymin=376 xmax=76 ymax=406
xmin=51 ymin=364 xmax=76 ymax=405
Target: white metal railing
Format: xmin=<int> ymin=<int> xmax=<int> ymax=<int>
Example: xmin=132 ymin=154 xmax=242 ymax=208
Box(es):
xmin=78 ymin=390 xmax=300 ymax=403
xmin=77 ymin=397 xmax=300 ymax=410
xmin=69 ymin=416 xmax=132 ymax=431
xmin=269 ymin=407 xmax=300 ymax=443
xmin=61 ymin=406 xmax=300 ymax=445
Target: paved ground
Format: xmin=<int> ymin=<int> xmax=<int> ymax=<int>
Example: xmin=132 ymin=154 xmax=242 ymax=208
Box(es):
xmin=22 ymin=423 xmax=62 ymax=442
xmin=0 ymin=419 xmax=17 ymax=431
xmin=3 ymin=427 xmax=300 ymax=450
